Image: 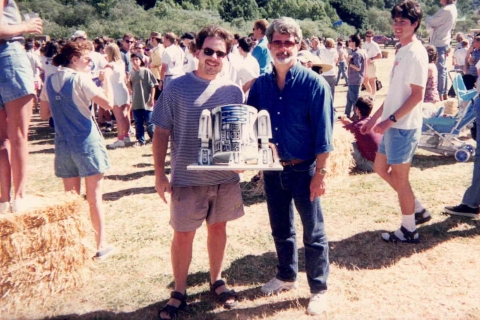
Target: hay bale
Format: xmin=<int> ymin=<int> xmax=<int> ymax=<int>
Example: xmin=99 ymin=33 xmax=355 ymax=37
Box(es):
xmin=381 ymin=51 xmax=389 ymax=59
xmin=0 ymin=193 xmax=91 ymax=315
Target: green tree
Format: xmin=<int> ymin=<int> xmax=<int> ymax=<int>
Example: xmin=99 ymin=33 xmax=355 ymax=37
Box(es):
xmin=328 ymin=0 xmax=368 ymax=31
xmin=218 ymin=0 xmax=259 ymax=22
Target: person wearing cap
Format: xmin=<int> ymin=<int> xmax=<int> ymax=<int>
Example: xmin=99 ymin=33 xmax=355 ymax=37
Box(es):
xmin=129 ymin=52 xmax=157 ymax=146
xmin=160 ymin=32 xmax=185 ymax=90
xmin=180 ymin=32 xmax=197 ymax=73
xmin=133 ymin=41 xmax=149 ymax=66
xmin=149 ymin=32 xmax=164 ymax=101
xmin=247 ymin=17 xmax=333 ymax=316
xmin=72 ymin=30 xmax=108 ymax=87
xmin=252 ymin=19 xmax=272 ymax=74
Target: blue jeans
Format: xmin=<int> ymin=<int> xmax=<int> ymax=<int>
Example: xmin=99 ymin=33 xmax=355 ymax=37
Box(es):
xmin=133 ymin=109 xmax=154 ymax=144
xmin=462 ymin=97 xmax=480 ymax=207
xmin=436 ymin=45 xmax=448 ymax=95
xmin=263 ymin=160 xmax=329 ymax=293
xmin=336 ymin=61 xmax=348 ymax=85
xmin=345 ymin=84 xmax=360 ymax=117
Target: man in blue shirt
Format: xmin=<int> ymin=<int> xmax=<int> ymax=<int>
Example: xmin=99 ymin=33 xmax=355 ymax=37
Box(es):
xmin=247 ymin=16 xmax=334 ymax=317
xmin=252 ymin=19 xmax=272 ymax=74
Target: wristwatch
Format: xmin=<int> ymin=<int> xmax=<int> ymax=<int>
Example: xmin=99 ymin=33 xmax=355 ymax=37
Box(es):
xmin=316 ymin=167 xmax=328 ymax=176
xmin=389 ymin=114 xmax=397 ymax=123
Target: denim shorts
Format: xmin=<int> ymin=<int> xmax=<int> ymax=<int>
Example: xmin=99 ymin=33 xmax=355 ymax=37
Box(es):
xmin=0 ymin=42 xmax=35 ymax=109
xmin=54 ymin=138 xmax=111 ymax=178
xmin=378 ymin=127 xmax=421 ymax=165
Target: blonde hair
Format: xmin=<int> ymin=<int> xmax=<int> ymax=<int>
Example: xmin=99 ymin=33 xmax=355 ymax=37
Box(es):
xmin=105 ymin=43 xmax=122 ymax=62
xmin=325 ymin=38 xmax=335 ymax=48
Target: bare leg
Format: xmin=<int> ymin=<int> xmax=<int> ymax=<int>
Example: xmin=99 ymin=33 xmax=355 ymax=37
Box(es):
xmin=373 ymin=153 xmax=395 ymax=189
xmin=5 ymin=95 xmax=34 ymax=199
xmin=207 ymin=221 xmax=235 ymax=303
xmin=124 ymin=104 xmax=132 ymax=135
xmin=363 ymin=77 xmax=372 ymax=95
xmin=85 ymin=173 xmax=107 ymax=250
xmin=390 ymin=163 xmax=415 ymax=216
xmin=112 ymin=105 xmax=125 ymax=139
xmin=63 ymin=177 xmax=81 ymax=194
xmin=369 ymin=77 xmax=377 ymax=97
xmin=0 ymin=108 xmax=11 ymax=203
xmin=160 ymin=230 xmax=196 ymax=319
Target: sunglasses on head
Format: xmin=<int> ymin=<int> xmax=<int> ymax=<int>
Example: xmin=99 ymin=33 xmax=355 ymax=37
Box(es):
xmin=271 ymin=40 xmax=297 ymax=49
xmin=203 ymin=47 xmax=227 ymax=58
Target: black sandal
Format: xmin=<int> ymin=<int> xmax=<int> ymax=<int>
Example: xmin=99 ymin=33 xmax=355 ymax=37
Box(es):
xmin=210 ymin=279 xmax=238 ymax=309
xmin=382 ymin=226 xmax=420 ymax=244
xmin=158 ymin=291 xmax=187 ymax=320
xmin=415 ymin=209 xmax=432 ymax=225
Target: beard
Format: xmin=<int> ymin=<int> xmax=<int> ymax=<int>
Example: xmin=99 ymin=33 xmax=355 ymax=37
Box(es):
xmin=273 ymin=51 xmax=294 ymax=65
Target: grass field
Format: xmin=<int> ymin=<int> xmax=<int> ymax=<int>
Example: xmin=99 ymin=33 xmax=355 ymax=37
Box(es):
xmin=3 ymin=48 xmax=480 ymax=320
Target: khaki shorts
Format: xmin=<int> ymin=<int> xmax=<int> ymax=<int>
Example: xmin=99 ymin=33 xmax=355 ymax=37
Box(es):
xmin=366 ymin=62 xmax=376 ymax=78
xmin=170 ymin=181 xmax=244 ymax=232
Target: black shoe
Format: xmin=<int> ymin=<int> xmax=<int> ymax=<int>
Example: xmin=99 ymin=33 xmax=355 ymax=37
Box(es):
xmin=415 ymin=209 xmax=432 ymax=225
xmin=444 ymin=204 xmax=479 ymax=218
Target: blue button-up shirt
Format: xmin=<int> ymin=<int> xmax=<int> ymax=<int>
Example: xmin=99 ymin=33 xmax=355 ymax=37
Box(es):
xmin=247 ymin=64 xmax=334 ymax=160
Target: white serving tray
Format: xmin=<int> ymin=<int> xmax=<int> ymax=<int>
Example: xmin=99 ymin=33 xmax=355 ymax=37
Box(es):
xmin=187 ymin=163 xmax=283 ymax=171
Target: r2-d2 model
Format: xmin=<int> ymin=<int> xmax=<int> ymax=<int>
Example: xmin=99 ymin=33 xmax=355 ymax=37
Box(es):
xmin=197 ymin=104 xmax=277 ymax=167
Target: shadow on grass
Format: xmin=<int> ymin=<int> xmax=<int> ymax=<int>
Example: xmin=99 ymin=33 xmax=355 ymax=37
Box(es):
xmin=412 ymin=153 xmax=458 ymax=169
xmin=105 ymin=170 xmax=155 ymax=181
xmin=329 ymin=215 xmax=480 ymax=270
xmin=103 ymin=186 xmax=157 ymax=201
xmin=29 ymin=147 xmax=55 ymax=154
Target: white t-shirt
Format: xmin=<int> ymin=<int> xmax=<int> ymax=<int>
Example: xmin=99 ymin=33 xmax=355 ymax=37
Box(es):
xmin=40 ymin=68 xmax=103 ymax=119
xmin=381 ymin=40 xmax=428 ymax=130
xmin=363 ymin=41 xmax=382 ymax=59
xmin=89 ymin=51 xmax=108 ymax=80
xmin=40 ymin=56 xmax=59 ymax=79
xmin=319 ymin=48 xmax=338 ymax=76
xmin=453 ymin=48 xmax=468 ymax=66
xmin=162 ymin=45 xmax=185 ymax=77
xmin=221 ymin=53 xmax=243 ymax=86
xmin=237 ymin=54 xmax=260 ymax=87
xmin=183 ymin=52 xmax=198 ymax=73
xmin=26 ymin=51 xmax=41 ymax=81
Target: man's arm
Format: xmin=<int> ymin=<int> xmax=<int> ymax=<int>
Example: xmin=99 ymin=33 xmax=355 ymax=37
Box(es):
xmin=160 ymin=63 xmax=168 ymax=89
xmin=310 ymin=152 xmax=329 ymax=201
xmin=372 ymin=83 xmax=424 ymax=134
xmin=425 ymin=8 xmax=447 ymax=28
xmin=153 ymin=127 xmax=172 ymax=203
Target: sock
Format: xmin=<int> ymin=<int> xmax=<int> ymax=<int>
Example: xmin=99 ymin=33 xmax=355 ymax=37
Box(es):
xmin=402 ymin=214 xmax=416 ymax=232
xmin=414 ymin=198 xmax=424 ymax=212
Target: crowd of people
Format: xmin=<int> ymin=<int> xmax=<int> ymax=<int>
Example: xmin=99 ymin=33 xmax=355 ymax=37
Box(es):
xmin=1 ymin=0 xmax=479 ymax=318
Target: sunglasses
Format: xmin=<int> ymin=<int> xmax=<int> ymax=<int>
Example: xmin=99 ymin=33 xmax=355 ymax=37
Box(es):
xmin=134 ymin=47 xmax=143 ymax=50
xmin=271 ymin=40 xmax=297 ymax=49
xmin=203 ymin=47 xmax=227 ymax=58
xmin=365 ymin=35 xmax=373 ymax=38
xmin=124 ymin=40 xmax=134 ymax=44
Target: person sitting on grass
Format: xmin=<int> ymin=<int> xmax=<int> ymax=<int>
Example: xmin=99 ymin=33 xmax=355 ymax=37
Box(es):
xmin=340 ymin=96 xmax=382 ymax=173
xmin=129 ymin=52 xmax=157 ymax=146
xmin=39 ymin=41 xmax=115 ymax=260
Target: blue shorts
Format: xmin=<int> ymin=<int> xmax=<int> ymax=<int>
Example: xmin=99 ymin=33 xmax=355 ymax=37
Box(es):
xmin=378 ymin=127 xmax=421 ymax=165
xmin=54 ymin=139 xmax=111 ymax=178
xmin=0 ymin=42 xmax=35 ymax=109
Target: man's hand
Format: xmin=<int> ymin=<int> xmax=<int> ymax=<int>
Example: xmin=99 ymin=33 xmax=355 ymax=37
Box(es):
xmin=155 ymin=173 xmax=171 ymax=204
xmin=148 ymin=99 xmax=154 ymax=108
xmin=372 ymin=119 xmax=392 ymax=135
xmin=22 ymin=18 xmax=43 ymax=34
xmin=310 ymin=174 xmax=326 ymax=201
xmin=360 ymin=118 xmax=376 ymax=135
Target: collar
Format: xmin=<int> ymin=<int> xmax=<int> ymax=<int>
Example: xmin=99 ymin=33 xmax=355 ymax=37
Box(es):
xmin=270 ymin=63 xmax=300 ymax=83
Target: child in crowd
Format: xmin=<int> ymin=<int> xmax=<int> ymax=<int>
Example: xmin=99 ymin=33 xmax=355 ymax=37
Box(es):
xmin=39 ymin=41 xmax=115 ymax=260
xmin=453 ymin=40 xmax=469 ymax=71
xmin=129 ymin=52 xmax=157 ymax=146
xmin=424 ymin=45 xmax=440 ymax=104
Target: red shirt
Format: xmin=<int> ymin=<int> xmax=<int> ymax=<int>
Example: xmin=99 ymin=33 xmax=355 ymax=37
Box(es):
xmin=344 ymin=117 xmax=382 ymax=162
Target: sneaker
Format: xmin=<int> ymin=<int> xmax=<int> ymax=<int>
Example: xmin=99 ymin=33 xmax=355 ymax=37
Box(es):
xmin=124 ymin=136 xmax=131 ymax=144
xmin=415 ymin=208 xmax=432 ymax=225
xmin=107 ymin=139 xmax=125 ymax=149
xmin=93 ymin=245 xmax=115 ymax=261
xmin=12 ymin=198 xmax=28 ymax=213
xmin=444 ymin=204 xmax=479 ymax=218
xmin=307 ymin=291 xmax=327 ymax=316
xmin=0 ymin=201 xmax=10 ymax=214
xmin=133 ymin=141 xmax=145 ymax=147
xmin=261 ymin=277 xmax=298 ymax=295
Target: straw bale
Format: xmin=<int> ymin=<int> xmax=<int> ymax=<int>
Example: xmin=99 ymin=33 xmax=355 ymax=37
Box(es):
xmin=0 ymin=193 xmax=91 ymax=314
xmin=443 ymin=99 xmax=458 ymax=115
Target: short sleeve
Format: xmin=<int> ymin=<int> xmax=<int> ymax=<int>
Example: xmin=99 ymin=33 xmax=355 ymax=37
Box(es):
xmin=76 ymin=73 xmax=103 ymax=101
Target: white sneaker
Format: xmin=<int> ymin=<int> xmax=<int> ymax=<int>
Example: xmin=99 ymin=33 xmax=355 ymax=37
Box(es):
xmin=261 ymin=277 xmax=298 ymax=295
xmin=108 ymin=139 xmax=125 ymax=149
xmin=12 ymin=198 xmax=27 ymax=213
xmin=307 ymin=291 xmax=327 ymax=316
xmin=124 ymin=136 xmax=131 ymax=144
xmin=0 ymin=201 xmax=10 ymax=213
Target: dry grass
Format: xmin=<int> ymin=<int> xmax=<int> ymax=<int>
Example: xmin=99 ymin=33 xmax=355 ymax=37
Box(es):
xmin=2 ymin=48 xmax=479 ymax=320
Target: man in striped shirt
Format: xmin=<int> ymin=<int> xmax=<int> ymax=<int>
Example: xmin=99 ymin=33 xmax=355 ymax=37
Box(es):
xmin=152 ymin=25 xmax=244 ymax=320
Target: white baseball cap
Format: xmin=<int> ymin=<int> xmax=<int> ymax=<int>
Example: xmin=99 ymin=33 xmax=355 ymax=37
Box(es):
xmin=72 ymin=30 xmax=87 ymax=39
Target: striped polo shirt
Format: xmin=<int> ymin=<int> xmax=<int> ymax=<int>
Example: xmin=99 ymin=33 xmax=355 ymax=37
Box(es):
xmin=151 ymin=72 xmax=245 ymax=187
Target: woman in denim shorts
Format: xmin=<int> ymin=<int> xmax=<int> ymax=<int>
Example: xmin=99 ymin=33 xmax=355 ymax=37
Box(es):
xmin=0 ymin=0 xmax=43 ymax=213
xmin=39 ymin=41 xmax=115 ymax=260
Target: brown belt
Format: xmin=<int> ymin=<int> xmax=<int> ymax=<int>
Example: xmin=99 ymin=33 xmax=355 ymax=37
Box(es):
xmin=280 ymin=159 xmax=310 ymax=167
